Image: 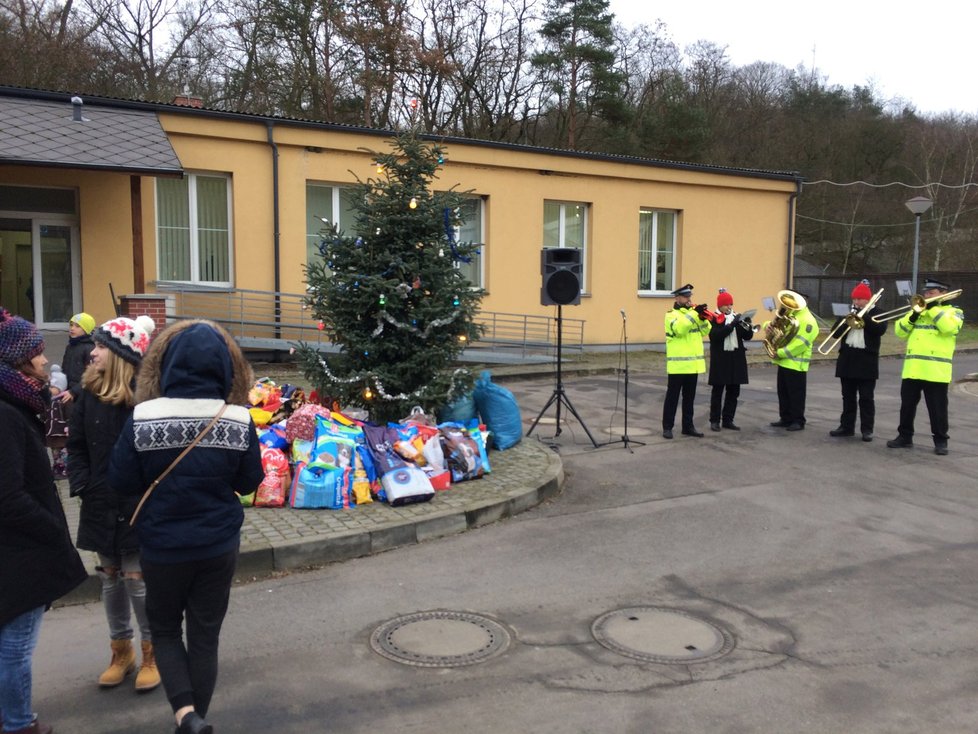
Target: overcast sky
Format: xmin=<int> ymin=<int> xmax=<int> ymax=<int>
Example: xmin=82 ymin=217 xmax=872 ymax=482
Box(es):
xmin=608 ymin=1 xmax=976 ymax=117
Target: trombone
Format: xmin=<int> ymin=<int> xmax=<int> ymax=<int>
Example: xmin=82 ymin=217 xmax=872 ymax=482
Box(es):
xmin=816 ymin=288 xmax=884 ymax=355
xmin=870 ymin=288 xmax=962 ymax=323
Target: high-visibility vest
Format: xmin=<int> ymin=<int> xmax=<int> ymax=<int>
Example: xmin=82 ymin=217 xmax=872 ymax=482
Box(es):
xmin=764 ymin=307 xmax=818 ymax=373
xmin=894 ymin=303 xmax=963 ymax=383
xmin=665 ymin=306 xmax=710 ymax=374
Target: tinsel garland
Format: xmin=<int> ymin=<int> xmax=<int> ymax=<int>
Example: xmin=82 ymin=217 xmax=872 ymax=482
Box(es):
xmin=371 ymin=309 xmax=461 ymax=337
xmin=315 ymin=355 xmax=470 ymax=403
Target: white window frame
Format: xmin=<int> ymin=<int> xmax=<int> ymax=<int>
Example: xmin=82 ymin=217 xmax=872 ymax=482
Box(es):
xmin=306 ymin=182 xmax=360 ymax=264
xmin=637 ymin=208 xmax=678 ymax=295
xmin=155 ymin=172 xmax=233 ymax=287
xmin=453 ymin=196 xmax=485 ymax=289
xmin=543 ymin=200 xmax=589 ymax=291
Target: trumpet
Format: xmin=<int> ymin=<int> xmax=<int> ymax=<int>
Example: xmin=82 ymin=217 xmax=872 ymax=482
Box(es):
xmin=816 ymin=288 xmax=884 ymax=355
xmin=870 ymin=288 xmax=962 ymax=323
xmin=735 ymin=308 xmax=760 ymax=334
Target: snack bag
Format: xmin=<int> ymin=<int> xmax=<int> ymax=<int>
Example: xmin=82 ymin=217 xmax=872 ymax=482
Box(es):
xmin=255 ymin=446 xmax=291 ymax=508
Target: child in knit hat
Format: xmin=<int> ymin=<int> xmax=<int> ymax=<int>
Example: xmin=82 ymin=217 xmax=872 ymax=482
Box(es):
xmin=67 ymin=313 xmax=160 ymax=693
xmin=60 ymin=312 xmax=97 ymax=404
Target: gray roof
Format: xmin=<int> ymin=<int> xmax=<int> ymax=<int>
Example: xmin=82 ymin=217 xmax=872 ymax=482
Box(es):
xmin=0 ymin=95 xmax=182 ymax=175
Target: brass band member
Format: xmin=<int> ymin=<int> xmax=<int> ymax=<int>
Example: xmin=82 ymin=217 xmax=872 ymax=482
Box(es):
xmin=708 ymin=288 xmax=752 ymax=431
xmin=764 ymin=291 xmax=818 ymax=431
xmin=662 ymin=283 xmax=712 ymax=439
xmin=828 ymin=280 xmax=886 ymax=441
xmin=887 ymin=278 xmax=964 ymax=455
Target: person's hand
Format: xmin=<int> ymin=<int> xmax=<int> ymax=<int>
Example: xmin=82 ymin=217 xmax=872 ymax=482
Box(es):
xmin=926 ymin=299 xmax=939 ymax=309
xmin=59 ymin=391 xmax=74 ymax=403
xmin=908 ymin=310 xmax=920 ymax=324
xmin=731 ymin=314 xmax=742 ymax=325
xmin=694 ymin=303 xmax=709 ymax=319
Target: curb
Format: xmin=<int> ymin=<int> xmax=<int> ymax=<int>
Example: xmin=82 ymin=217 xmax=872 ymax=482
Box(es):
xmin=57 ymin=440 xmax=563 ymax=605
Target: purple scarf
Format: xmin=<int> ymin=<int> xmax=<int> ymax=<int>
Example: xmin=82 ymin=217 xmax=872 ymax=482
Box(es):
xmin=0 ymin=361 xmax=49 ymax=414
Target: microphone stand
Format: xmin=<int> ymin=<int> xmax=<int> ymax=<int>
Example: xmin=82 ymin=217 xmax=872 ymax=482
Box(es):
xmin=603 ymin=309 xmax=645 ymax=451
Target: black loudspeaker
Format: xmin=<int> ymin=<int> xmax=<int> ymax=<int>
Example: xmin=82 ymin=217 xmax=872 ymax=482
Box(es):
xmin=541 ymin=247 xmax=582 ymax=305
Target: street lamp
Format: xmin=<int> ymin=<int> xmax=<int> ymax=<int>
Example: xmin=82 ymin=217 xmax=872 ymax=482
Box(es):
xmin=905 ymin=196 xmax=933 ymax=294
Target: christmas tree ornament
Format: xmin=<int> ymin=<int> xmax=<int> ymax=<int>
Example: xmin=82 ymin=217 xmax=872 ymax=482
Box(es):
xmin=317 ymin=321 xmax=325 ymax=330
xmin=439 ymin=248 xmax=444 ymax=257
xmin=409 ymin=197 xmax=418 ymax=209
xmin=453 ymin=295 xmax=461 ymax=307
xmin=379 ymin=293 xmax=387 ymax=305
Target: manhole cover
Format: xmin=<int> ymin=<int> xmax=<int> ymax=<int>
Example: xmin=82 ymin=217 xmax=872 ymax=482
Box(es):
xmin=370 ymin=611 xmax=511 ymax=668
xmin=591 ymin=607 xmax=735 ymax=664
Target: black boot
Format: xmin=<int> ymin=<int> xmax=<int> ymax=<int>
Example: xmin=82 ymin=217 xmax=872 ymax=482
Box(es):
xmin=177 ymin=712 xmax=213 ymax=734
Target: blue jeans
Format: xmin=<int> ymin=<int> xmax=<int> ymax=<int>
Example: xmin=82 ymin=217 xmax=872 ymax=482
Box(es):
xmin=0 ymin=605 xmax=45 ymax=731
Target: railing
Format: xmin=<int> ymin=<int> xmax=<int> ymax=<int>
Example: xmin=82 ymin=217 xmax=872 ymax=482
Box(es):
xmin=159 ymin=286 xmax=584 ymax=361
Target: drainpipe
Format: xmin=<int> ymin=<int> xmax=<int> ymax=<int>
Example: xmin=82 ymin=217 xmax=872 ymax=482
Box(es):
xmin=786 ymin=177 xmax=803 ymax=288
xmin=266 ymin=122 xmax=282 ymax=347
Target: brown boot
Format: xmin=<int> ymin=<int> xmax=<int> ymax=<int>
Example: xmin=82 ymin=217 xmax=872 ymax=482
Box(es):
xmin=135 ymin=640 xmax=161 ymax=692
xmin=98 ymin=639 xmax=136 ymax=687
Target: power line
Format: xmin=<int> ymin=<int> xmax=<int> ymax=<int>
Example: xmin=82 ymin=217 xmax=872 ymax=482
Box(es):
xmin=796 ymin=204 xmax=978 ymax=228
xmin=804 ymin=179 xmax=978 ymax=190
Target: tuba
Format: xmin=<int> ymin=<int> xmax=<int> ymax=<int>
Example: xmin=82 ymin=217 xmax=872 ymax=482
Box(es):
xmin=762 ymin=290 xmax=806 ymax=359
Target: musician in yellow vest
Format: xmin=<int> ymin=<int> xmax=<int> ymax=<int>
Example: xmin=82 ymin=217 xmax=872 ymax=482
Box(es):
xmin=764 ymin=291 xmax=818 ymax=431
xmin=662 ymin=283 xmax=712 ymax=439
xmin=886 ymin=277 xmax=963 ymax=455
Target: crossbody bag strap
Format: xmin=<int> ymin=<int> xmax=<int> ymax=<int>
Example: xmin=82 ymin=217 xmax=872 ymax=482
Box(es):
xmin=129 ymin=404 xmax=229 ymax=527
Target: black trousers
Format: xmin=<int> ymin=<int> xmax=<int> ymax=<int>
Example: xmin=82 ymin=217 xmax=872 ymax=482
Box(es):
xmin=142 ymin=548 xmax=238 ymax=717
xmin=776 ymin=367 xmax=807 ymax=425
xmin=839 ymin=377 xmax=876 ymax=433
xmin=662 ymin=373 xmax=698 ymax=431
xmin=709 ymin=384 xmax=741 ymax=424
xmin=897 ymin=378 xmax=949 ymax=444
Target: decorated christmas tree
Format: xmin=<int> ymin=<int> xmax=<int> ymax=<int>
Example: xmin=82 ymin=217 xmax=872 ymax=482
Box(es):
xmin=296 ymin=129 xmax=484 ymax=423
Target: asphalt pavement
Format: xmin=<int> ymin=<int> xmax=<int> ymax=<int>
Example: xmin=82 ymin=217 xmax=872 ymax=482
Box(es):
xmin=31 ymin=337 xmax=978 ymax=734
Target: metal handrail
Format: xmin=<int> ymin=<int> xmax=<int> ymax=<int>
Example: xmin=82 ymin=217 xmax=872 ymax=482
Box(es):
xmin=156 ymin=286 xmax=584 ymax=359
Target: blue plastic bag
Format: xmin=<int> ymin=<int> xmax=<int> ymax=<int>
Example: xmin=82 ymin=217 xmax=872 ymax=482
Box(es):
xmin=472 ymin=371 xmax=522 ymax=450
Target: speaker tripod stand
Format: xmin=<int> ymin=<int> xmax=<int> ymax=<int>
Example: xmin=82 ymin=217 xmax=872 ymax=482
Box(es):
xmin=601 ymin=309 xmax=645 ymax=451
xmin=526 ymin=304 xmax=601 ymax=447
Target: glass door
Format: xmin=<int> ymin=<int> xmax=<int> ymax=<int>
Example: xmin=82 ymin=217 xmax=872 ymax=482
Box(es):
xmin=34 ymin=221 xmax=79 ymax=328
xmin=0 ymin=218 xmax=35 ymax=320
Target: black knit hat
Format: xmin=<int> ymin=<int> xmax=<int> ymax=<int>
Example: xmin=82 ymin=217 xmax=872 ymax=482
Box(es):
xmin=0 ymin=308 xmax=44 ymax=366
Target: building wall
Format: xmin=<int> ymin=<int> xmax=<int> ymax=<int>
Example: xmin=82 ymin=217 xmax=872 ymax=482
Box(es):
xmin=152 ymin=114 xmax=797 ymax=344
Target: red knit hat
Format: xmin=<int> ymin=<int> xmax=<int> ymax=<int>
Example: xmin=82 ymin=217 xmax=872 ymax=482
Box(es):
xmin=851 ymin=280 xmax=872 ymax=300
xmin=716 ymin=288 xmax=734 ymax=308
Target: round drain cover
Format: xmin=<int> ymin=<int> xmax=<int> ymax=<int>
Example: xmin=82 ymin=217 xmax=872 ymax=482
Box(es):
xmin=370 ymin=611 xmax=511 ymax=668
xmin=592 ymin=607 xmax=734 ymax=664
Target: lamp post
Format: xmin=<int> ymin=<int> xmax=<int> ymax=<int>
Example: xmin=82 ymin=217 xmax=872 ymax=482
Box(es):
xmin=905 ymin=196 xmax=933 ymax=294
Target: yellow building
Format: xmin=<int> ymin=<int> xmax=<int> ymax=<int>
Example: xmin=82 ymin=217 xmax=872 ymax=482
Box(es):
xmin=0 ymin=86 xmax=802 ymax=345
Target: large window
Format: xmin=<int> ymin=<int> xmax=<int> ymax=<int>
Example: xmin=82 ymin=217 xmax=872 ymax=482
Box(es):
xmin=638 ymin=208 xmax=677 ymax=293
xmin=543 ymin=200 xmax=588 ymax=289
xmin=455 ymin=196 xmax=485 ymax=288
xmin=157 ymin=173 xmax=231 ymax=285
xmin=306 ymin=184 xmax=360 ymax=263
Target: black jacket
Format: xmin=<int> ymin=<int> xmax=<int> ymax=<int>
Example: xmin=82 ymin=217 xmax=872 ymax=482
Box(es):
xmin=109 ymin=321 xmax=263 ymax=565
xmin=708 ymin=315 xmax=752 ymax=386
xmin=62 ymin=335 xmax=94 ymax=400
xmin=832 ymin=306 xmax=887 ymax=380
xmin=67 ymin=389 xmax=139 ymax=556
xmin=0 ymin=395 xmax=87 ymax=626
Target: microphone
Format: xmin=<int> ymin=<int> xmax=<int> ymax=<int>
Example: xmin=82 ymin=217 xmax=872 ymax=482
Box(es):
xmin=620 ymin=309 xmax=626 ymax=320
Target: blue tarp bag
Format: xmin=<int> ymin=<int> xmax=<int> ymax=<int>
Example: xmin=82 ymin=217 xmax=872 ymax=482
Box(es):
xmin=472 ymin=371 xmax=522 ymax=450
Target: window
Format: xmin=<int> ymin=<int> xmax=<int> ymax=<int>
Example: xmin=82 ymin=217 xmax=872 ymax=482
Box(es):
xmin=306 ymin=184 xmax=360 ymax=263
xmin=157 ymin=173 xmax=231 ymax=285
xmin=638 ymin=208 xmax=677 ymax=293
xmin=454 ymin=196 xmax=485 ymax=288
xmin=543 ymin=200 xmax=588 ymax=289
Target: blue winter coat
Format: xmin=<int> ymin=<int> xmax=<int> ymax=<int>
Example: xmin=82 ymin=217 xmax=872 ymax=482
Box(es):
xmin=108 ymin=322 xmax=263 ymax=564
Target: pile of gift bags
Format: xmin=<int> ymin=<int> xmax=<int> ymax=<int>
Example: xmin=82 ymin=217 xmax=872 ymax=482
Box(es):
xmin=241 ymin=378 xmax=513 ymax=511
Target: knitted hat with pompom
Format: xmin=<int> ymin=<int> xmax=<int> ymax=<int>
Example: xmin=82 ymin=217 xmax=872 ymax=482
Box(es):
xmin=93 ymin=315 xmax=156 ymax=365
